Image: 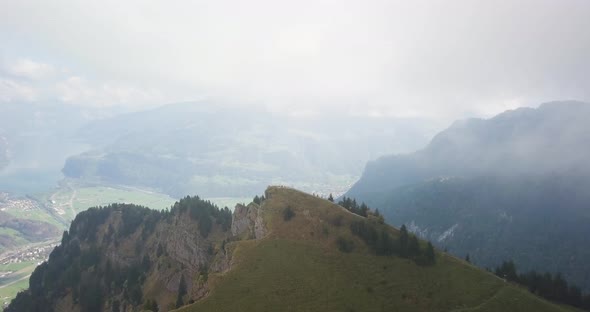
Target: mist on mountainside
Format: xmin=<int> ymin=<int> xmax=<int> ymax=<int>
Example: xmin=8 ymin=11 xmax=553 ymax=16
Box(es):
xmin=348 ymin=101 xmax=590 ymax=197
xmin=0 ymin=101 xmax=440 ymax=197
xmin=347 ymin=101 xmax=590 ymax=291
xmin=2 ymin=0 xmax=590 ymax=311
xmin=60 ymin=102 xmax=440 ymax=198
xmin=0 ymin=103 xmax=96 ymax=193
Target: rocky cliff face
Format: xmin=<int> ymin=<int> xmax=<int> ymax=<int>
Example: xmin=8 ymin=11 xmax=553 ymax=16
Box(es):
xmin=231 ymin=202 xmax=267 ymax=239
xmin=6 ymin=193 xmax=266 ymax=312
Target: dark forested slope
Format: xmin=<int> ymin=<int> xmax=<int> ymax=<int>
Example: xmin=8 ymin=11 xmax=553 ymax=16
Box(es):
xmin=7 ymin=186 xmax=577 ymax=312
xmin=346 ymin=101 xmax=590 ymax=291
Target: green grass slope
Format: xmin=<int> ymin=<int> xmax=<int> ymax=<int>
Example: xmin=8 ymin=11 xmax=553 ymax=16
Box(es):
xmin=179 ymin=186 xmax=574 ymax=312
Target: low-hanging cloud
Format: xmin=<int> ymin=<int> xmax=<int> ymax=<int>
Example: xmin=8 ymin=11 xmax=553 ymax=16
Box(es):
xmin=1 ymin=0 xmax=589 ymax=119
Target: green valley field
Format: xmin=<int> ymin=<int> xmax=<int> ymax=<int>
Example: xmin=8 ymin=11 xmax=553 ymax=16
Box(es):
xmin=0 ymin=261 xmax=35 ymax=309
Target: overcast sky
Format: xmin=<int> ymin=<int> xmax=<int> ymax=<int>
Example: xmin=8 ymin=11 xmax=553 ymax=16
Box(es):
xmin=1 ymin=0 xmax=589 ymax=120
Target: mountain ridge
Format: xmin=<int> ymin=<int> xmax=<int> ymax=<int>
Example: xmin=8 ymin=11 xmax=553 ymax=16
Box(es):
xmin=345 ymin=100 xmax=590 ymax=291
xmin=348 ymin=100 xmax=590 ymax=198
xmin=6 ymin=186 xmax=577 ymax=312
xmin=61 ymin=102 xmax=438 ymax=198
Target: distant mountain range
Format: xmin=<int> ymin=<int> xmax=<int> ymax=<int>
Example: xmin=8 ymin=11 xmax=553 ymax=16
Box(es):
xmin=346 ymin=101 xmax=590 ymax=291
xmin=62 ymin=102 xmax=438 ymax=197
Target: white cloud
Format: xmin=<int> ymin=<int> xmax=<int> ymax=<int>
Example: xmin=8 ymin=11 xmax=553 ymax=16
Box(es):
xmin=55 ymin=76 xmax=164 ymax=107
xmin=1 ymin=0 xmax=590 ymax=119
xmin=0 ymin=78 xmax=37 ymax=102
xmin=2 ymin=58 xmax=56 ymax=80
xmin=0 ymin=57 xmax=165 ymax=108
xmin=55 ymin=76 xmax=91 ymax=103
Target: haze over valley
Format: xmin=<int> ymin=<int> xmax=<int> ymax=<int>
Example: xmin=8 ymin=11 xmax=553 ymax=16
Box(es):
xmin=1 ymin=0 xmax=590 ymax=311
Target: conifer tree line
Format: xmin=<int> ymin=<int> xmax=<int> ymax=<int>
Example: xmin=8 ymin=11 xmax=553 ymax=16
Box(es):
xmin=493 ymin=260 xmax=590 ymax=310
xmin=349 ymin=222 xmax=435 ymax=266
xmin=333 ymin=196 xmax=434 ymax=265
xmin=337 ymin=196 xmax=371 ymax=217
xmin=253 ymin=194 xmax=266 ymax=205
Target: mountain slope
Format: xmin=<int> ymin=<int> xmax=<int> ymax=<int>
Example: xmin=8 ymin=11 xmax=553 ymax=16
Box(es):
xmin=360 ymin=176 xmax=590 ymax=290
xmin=0 ymin=194 xmax=62 ymax=253
xmin=181 ymin=187 xmax=576 ymax=312
xmin=62 ymin=102 xmax=437 ymax=197
xmin=347 ymin=101 xmax=590 ymax=197
xmin=346 ymin=101 xmax=590 ymax=291
xmin=7 ymin=186 xmax=576 ymax=312
xmin=6 ymin=197 xmax=233 ymax=312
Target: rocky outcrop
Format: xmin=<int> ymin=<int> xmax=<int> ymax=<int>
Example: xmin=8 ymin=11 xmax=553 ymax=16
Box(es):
xmin=158 ymin=212 xmax=211 ymax=272
xmin=8 ymin=194 xmax=272 ymax=312
xmin=231 ymin=202 xmax=266 ymax=239
xmin=6 ymin=198 xmax=234 ymax=312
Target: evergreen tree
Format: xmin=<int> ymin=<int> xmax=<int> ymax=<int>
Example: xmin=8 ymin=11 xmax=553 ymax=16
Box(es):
xmin=408 ymin=235 xmax=420 ymax=256
xmin=176 ymin=275 xmax=187 ymax=308
xmin=344 ymin=197 xmax=352 ymax=209
xmin=376 ymin=230 xmax=394 ymax=256
xmin=283 ymin=206 xmax=295 ymax=221
xmin=373 ymin=209 xmax=385 ymax=224
xmin=425 ymin=241 xmax=436 ymax=264
xmin=465 ymin=254 xmax=471 ymax=263
xmin=399 ymin=224 xmax=409 ymax=255
xmin=495 ymin=260 xmax=518 ymax=281
xmin=328 ymin=193 xmax=334 ymax=202
xmin=143 ymin=299 xmax=159 ymax=312
xmin=493 ymin=260 xmax=590 ymax=309
xmin=360 ymin=203 xmax=369 ymax=217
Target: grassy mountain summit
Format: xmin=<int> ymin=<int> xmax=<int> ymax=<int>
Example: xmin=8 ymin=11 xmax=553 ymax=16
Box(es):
xmin=7 ymin=186 xmax=574 ymax=312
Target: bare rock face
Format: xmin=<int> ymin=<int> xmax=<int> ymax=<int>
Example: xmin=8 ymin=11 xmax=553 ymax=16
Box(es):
xmin=76 ymin=209 xmax=216 ymax=311
xmin=231 ymin=204 xmax=251 ymax=237
xmin=159 ymin=213 xmax=210 ymax=272
xmin=7 ymin=194 xmax=268 ymax=312
xmin=210 ymin=246 xmax=232 ymax=273
xmin=231 ymin=202 xmax=266 ymax=239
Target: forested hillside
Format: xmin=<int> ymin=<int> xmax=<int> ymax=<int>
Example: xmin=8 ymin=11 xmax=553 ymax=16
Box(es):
xmin=6 ymin=187 xmax=579 ymax=312
xmin=7 ymin=196 xmax=232 ymax=312
xmin=349 ymin=101 xmax=590 ymax=197
xmin=347 ymin=101 xmax=590 ymax=291
xmin=362 ymin=175 xmax=590 ymax=291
